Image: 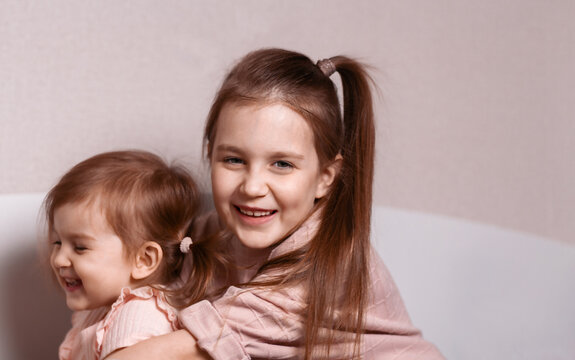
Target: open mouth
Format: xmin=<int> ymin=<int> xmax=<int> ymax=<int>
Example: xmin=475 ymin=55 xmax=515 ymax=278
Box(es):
xmin=62 ymin=277 xmax=83 ymax=291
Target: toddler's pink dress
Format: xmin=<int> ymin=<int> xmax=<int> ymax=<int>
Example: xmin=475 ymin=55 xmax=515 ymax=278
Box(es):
xmin=59 ymin=286 xmax=179 ymax=360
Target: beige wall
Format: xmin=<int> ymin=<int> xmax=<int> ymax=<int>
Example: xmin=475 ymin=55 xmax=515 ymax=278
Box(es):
xmin=1 ymin=0 xmax=574 ymax=243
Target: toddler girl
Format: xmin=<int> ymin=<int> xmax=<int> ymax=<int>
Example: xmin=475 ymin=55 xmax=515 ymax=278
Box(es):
xmin=44 ymin=150 xmax=214 ymax=359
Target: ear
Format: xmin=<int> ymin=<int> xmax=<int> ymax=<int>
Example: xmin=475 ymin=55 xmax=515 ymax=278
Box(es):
xmin=131 ymin=241 xmax=163 ymax=280
xmin=315 ymin=154 xmax=343 ymax=199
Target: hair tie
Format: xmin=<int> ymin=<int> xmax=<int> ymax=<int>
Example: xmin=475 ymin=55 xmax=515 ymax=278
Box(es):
xmin=316 ymin=58 xmax=336 ymax=77
xmin=179 ymin=237 xmax=193 ymax=253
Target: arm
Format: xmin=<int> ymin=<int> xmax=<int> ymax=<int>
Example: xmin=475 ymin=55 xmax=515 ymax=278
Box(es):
xmin=103 ymin=329 xmax=210 ymax=360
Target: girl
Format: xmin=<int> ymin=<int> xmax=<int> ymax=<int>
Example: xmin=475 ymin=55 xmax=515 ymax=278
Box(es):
xmin=111 ymin=49 xmax=444 ymax=359
xmin=45 ymin=150 xmax=216 ymax=359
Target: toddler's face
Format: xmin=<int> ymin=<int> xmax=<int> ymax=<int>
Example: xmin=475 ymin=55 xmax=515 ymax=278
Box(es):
xmin=50 ymin=200 xmax=136 ymax=311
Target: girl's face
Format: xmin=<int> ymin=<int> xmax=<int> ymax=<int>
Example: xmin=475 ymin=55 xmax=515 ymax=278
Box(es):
xmin=50 ymin=200 xmax=137 ymax=311
xmin=210 ymin=103 xmax=337 ymax=249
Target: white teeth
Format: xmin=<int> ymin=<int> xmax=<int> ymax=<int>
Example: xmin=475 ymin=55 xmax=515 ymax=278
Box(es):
xmin=65 ymin=279 xmax=80 ymax=287
xmin=240 ymin=208 xmax=272 ymax=217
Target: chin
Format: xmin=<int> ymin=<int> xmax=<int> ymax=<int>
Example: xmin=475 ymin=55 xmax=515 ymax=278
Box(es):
xmin=236 ymin=233 xmax=277 ymax=249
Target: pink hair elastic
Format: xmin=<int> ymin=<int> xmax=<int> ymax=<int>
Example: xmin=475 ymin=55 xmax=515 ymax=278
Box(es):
xmin=316 ymin=58 xmax=336 ymax=77
xmin=180 ymin=236 xmax=193 ymax=253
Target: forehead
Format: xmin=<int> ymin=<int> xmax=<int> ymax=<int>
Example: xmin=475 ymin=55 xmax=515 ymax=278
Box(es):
xmin=52 ymin=199 xmax=109 ymax=233
xmin=215 ymin=102 xmax=316 ymax=151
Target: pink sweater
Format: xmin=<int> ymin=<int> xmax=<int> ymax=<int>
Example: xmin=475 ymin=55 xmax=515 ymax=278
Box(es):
xmin=59 ymin=286 xmax=179 ymax=359
xmin=179 ymin=212 xmax=445 ymax=359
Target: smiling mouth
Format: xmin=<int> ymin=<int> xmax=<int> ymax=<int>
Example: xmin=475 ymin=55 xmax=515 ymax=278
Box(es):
xmin=236 ymin=206 xmax=277 ymax=217
xmin=62 ymin=278 xmax=83 ymax=291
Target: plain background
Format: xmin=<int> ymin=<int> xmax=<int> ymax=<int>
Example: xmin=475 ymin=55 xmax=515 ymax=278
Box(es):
xmin=1 ymin=0 xmax=574 ymax=244
xmin=1 ymin=1 xmax=574 ymax=359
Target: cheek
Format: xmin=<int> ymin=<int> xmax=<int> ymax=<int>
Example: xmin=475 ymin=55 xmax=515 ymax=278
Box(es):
xmin=211 ymin=178 xmax=226 ymax=205
xmin=212 ymin=169 xmax=235 ymax=199
xmin=278 ymin=179 xmax=318 ymax=209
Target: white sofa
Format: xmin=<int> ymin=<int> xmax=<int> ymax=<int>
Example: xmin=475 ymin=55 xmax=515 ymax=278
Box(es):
xmin=1 ymin=193 xmax=574 ymax=359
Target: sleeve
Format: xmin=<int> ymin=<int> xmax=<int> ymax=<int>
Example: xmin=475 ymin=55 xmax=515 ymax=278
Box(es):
xmin=179 ymin=286 xmax=306 ymax=360
xmin=97 ymin=287 xmax=179 ymax=359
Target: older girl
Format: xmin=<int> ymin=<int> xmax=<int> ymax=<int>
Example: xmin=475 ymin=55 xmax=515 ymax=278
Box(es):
xmin=111 ymin=49 xmax=444 ymax=359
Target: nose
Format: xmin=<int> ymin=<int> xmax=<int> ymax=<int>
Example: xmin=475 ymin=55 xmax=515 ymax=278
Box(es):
xmin=240 ymin=167 xmax=269 ymax=198
xmin=51 ymin=246 xmax=71 ymax=269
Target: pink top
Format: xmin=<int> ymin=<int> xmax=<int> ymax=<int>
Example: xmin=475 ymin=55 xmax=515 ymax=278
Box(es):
xmin=180 ymin=212 xmax=445 ymax=359
xmin=59 ymin=286 xmax=179 ymax=360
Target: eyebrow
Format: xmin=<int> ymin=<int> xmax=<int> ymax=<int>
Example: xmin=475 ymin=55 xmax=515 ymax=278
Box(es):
xmin=213 ymin=144 xmax=242 ymax=154
xmin=214 ymin=144 xmax=305 ymax=160
xmin=52 ymin=230 xmax=96 ymax=242
xmin=68 ymin=233 xmax=96 ymax=241
xmin=270 ymin=151 xmax=305 ymax=160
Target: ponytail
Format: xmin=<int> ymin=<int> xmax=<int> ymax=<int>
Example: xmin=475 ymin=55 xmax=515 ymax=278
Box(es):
xmin=164 ymin=217 xmax=228 ymax=309
xmin=303 ymin=57 xmax=375 ymax=358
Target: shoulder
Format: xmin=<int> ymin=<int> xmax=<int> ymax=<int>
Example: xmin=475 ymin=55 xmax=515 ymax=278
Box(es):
xmin=99 ymin=286 xmax=178 ymax=331
xmin=363 ymin=248 xmax=446 ymax=359
xmin=366 ymin=248 xmax=413 ymax=319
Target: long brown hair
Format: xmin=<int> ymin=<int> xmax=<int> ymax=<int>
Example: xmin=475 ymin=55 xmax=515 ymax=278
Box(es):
xmin=43 ymin=150 xmax=218 ymax=308
xmin=204 ymin=49 xmax=375 ymax=358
